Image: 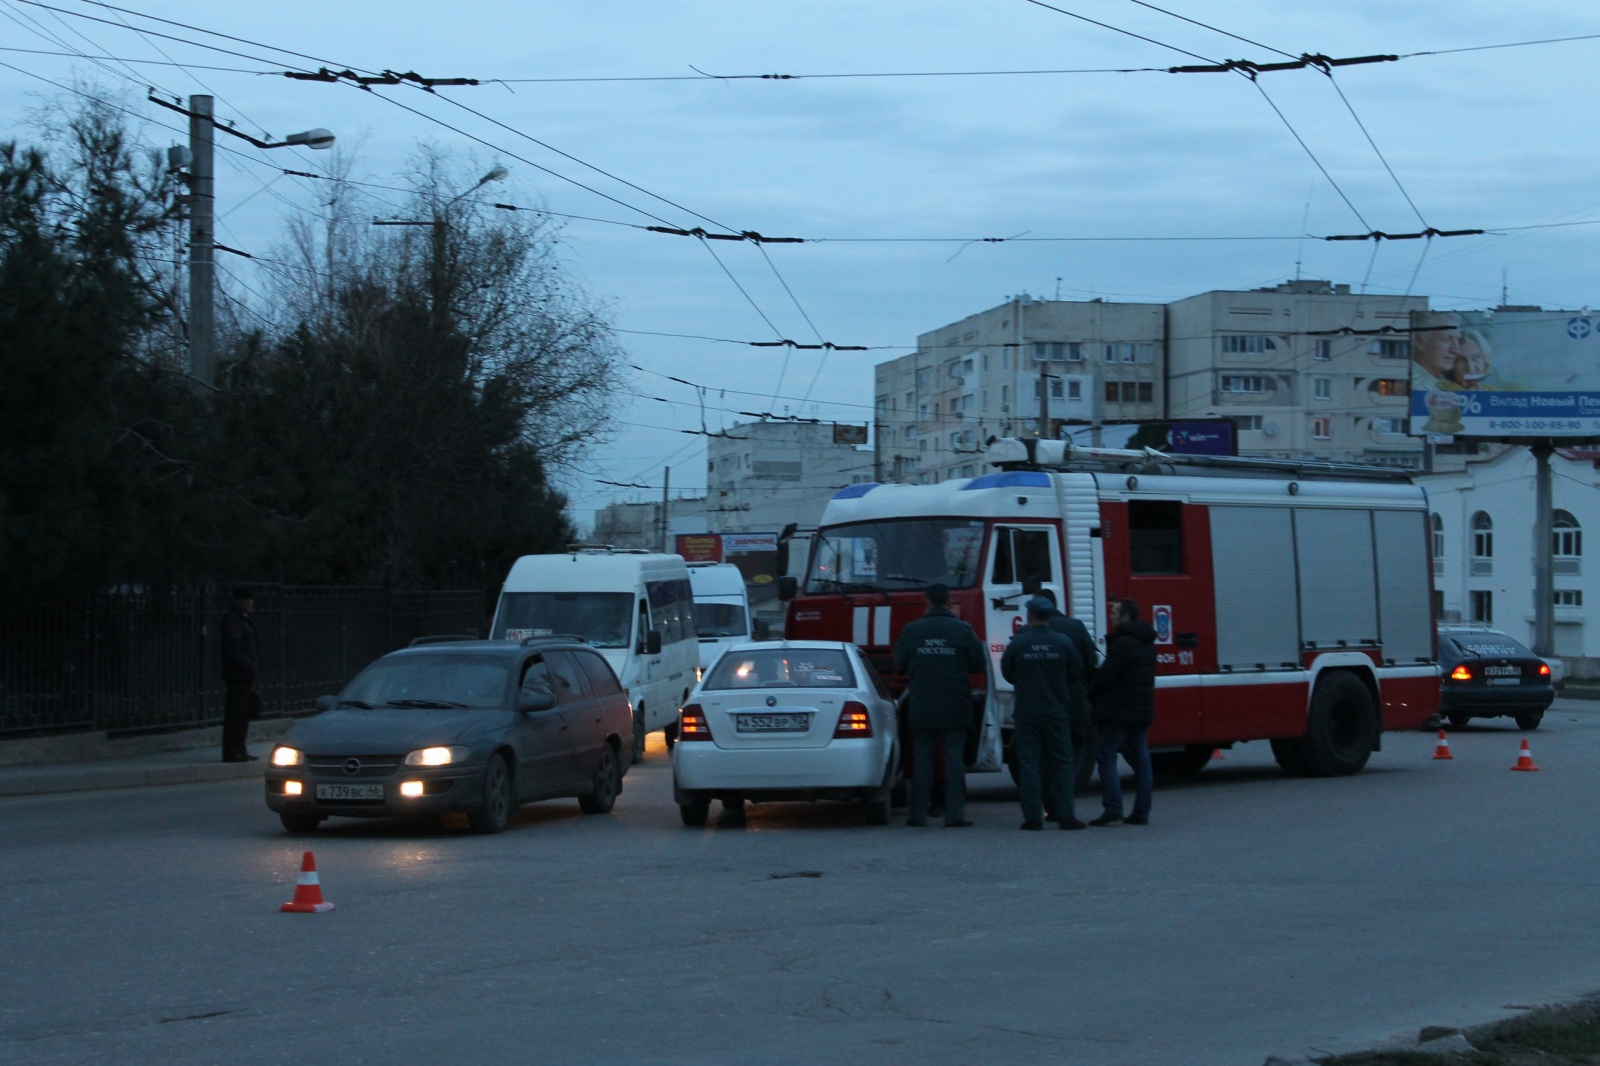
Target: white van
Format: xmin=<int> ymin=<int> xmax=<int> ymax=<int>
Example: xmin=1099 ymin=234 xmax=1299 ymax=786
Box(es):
xmin=686 ymin=562 xmax=752 ymax=676
xmin=490 ymin=550 xmax=698 ymax=762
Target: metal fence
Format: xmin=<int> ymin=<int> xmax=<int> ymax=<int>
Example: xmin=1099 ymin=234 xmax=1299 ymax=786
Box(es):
xmin=0 ymin=586 xmax=485 ymax=737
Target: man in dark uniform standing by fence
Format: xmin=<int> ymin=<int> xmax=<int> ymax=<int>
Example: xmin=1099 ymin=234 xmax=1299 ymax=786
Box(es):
xmin=1002 ymin=598 xmax=1088 ymax=830
xmin=220 ymin=587 xmax=260 ymax=763
xmin=893 ymin=582 xmax=986 ymax=828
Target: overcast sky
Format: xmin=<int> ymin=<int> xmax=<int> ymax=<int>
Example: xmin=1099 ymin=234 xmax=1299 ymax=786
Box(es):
xmin=3 ymin=1 xmax=1597 ymax=530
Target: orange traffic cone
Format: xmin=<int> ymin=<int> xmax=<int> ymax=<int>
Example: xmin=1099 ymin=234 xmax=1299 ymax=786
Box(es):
xmin=280 ymin=851 xmax=336 ymax=913
xmin=1432 ymin=730 xmax=1453 ymax=760
xmin=1511 ymin=738 xmax=1540 ymax=772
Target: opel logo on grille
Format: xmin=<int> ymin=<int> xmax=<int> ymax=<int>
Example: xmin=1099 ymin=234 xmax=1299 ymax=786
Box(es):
xmin=343 ymin=758 xmax=361 ymax=776
xmin=766 ymin=696 xmax=777 ymax=707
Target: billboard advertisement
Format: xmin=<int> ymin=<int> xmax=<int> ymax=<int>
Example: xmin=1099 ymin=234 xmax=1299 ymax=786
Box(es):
xmin=1059 ymin=418 xmax=1237 ymax=456
xmin=1410 ymin=310 xmax=1600 ymax=439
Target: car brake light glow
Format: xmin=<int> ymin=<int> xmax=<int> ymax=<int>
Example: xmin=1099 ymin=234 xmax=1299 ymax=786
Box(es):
xmin=679 ymin=703 xmax=712 ymax=741
xmin=1450 ymin=664 xmax=1472 ymax=681
xmin=833 ymin=701 xmax=873 ymax=739
xmin=1539 ymin=662 xmax=1551 ymax=676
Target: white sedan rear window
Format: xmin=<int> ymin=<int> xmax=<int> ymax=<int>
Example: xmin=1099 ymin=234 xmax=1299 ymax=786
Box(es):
xmin=704 ymin=649 xmax=856 ymax=690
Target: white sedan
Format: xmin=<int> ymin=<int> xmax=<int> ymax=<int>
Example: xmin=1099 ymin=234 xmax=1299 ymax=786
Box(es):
xmin=672 ymin=641 xmax=899 ymax=826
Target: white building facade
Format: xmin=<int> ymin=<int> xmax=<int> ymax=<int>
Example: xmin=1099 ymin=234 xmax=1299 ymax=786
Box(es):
xmin=704 ymin=419 xmax=873 ymax=534
xmin=1421 ymin=447 xmax=1600 ymax=678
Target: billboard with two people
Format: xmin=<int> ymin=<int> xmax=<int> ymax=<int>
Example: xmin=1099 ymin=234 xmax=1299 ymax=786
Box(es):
xmin=1410 ymin=310 xmax=1600 ymax=438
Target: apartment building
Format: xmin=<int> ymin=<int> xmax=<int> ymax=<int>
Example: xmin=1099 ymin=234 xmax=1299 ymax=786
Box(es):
xmin=874 ymin=294 xmax=1166 ymax=484
xmin=1166 ymin=280 xmax=1428 ymax=467
xmin=704 ymin=419 xmax=873 ymax=533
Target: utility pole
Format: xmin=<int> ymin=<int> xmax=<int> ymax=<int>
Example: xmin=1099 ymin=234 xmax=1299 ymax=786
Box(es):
xmin=1532 ymin=441 xmax=1554 ymax=656
xmin=1037 ymin=358 xmax=1050 ymax=439
xmin=660 ymin=466 xmax=670 ymax=553
xmin=1091 ymin=362 xmax=1105 ymax=447
xmin=187 ymin=95 xmax=215 ymax=387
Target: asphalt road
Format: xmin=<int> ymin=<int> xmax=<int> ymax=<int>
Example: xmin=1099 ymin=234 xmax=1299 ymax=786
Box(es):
xmin=4 ymin=702 xmax=1599 ymax=1066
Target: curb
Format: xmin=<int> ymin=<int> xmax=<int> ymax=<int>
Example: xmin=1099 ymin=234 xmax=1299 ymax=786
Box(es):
xmin=0 ymin=759 xmax=264 ymax=797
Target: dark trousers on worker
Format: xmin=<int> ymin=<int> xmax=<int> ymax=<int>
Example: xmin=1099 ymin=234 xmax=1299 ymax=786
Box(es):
xmin=1096 ymin=725 xmax=1152 ymax=819
xmin=1015 ymin=712 xmax=1075 ymax=825
xmin=910 ymin=728 xmax=966 ymax=825
xmin=221 ymin=681 xmax=255 ymax=761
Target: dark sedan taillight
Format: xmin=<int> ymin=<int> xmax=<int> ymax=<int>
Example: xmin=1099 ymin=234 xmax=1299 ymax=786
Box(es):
xmin=679 ymin=703 xmax=713 ymax=741
xmin=832 ymin=701 xmax=873 ymax=739
xmin=1538 ymin=662 xmax=1551 ymax=677
xmin=1450 ymin=664 xmax=1473 ymax=681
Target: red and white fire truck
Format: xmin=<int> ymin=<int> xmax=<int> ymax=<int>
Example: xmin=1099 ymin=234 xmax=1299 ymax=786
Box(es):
xmin=782 ymin=436 xmax=1440 ymax=779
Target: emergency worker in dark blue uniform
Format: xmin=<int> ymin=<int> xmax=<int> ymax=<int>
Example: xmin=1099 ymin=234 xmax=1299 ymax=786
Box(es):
xmin=1034 ymin=588 xmax=1098 ymax=819
xmin=893 ymin=582 xmax=987 ymax=827
xmin=1001 ymin=597 xmax=1088 ymax=830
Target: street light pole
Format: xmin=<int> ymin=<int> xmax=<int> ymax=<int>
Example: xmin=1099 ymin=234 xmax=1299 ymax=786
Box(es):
xmin=371 ymin=166 xmax=509 ymax=334
xmin=148 ymin=94 xmax=334 ymax=388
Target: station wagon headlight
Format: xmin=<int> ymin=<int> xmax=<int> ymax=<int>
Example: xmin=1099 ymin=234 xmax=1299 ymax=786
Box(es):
xmin=270 ymin=746 xmax=303 ymax=767
xmin=404 ymin=745 xmax=469 ymax=766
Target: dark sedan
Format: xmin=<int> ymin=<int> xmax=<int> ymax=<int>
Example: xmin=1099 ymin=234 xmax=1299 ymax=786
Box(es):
xmin=265 ymin=637 xmax=632 ymax=833
xmin=1436 ymin=626 xmax=1556 ymax=730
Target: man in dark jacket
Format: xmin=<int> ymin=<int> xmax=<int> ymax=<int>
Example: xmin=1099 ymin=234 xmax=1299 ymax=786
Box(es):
xmin=1089 ymin=597 xmax=1156 ymax=826
xmin=1001 ymin=598 xmax=1088 ymax=831
xmin=893 ymin=582 xmax=986 ymax=827
xmin=1034 ymin=588 xmax=1098 ymax=817
xmin=220 ymin=587 xmax=261 ymax=763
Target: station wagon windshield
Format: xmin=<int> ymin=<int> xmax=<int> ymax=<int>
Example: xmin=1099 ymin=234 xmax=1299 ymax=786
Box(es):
xmin=494 ymin=592 xmax=634 ymax=648
xmin=806 ymin=518 xmax=985 ymax=593
xmin=342 ymin=654 xmax=511 ymax=710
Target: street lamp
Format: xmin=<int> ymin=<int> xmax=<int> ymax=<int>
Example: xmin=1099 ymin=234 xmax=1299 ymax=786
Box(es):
xmin=372 ymin=166 xmax=510 ymax=329
xmin=148 ymin=94 xmax=336 ymax=387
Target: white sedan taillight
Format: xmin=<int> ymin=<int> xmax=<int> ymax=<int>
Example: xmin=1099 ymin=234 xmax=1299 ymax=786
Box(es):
xmin=832 ymin=701 xmax=872 ymax=739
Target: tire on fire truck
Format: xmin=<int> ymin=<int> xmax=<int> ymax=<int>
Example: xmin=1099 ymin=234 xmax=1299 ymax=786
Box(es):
xmin=1289 ymin=670 xmax=1379 ymax=777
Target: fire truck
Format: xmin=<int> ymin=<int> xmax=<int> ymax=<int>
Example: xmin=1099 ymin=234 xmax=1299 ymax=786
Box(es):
xmin=781 ymin=437 xmax=1440 ymax=780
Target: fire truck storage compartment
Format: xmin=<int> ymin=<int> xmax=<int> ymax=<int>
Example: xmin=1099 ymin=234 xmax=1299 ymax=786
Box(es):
xmin=1371 ymin=509 xmax=1433 ymax=663
xmin=1294 ymin=508 xmax=1378 ymax=648
xmin=1209 ymin=506 xmax=1300 ymax=670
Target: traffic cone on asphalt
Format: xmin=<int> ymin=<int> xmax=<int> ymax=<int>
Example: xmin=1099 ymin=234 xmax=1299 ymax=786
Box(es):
xmin=1432 ymin=730 xmax=1453 ymax=760
xmin=1511 ymin=739 xmax=1540 ymax=772
xmin=280 ymin=851 xmax=336 ymax=913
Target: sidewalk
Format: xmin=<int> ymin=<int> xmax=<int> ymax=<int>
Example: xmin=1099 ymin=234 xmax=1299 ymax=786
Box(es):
xmin=0 ymin=719 xmax=292 ymax=798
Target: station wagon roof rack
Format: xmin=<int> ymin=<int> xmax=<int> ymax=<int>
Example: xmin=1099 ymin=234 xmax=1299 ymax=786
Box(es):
xmin=407 ymin=634 xmax=479 ymax=647
xmin=985 ymin=436 xmax=1415 ymax=482
xmin=518 ymin=634 xmax=591 ymax=647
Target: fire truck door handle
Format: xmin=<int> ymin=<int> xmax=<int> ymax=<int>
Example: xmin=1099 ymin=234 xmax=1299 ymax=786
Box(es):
xmin=991 ymin=601 xmax=1018 ymax=611
xmin=1176 ymin=633 xmax=1199 ymax=647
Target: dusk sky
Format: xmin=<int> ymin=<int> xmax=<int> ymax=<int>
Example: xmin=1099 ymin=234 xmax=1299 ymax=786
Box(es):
xmin=3 ymin=1 xmax=1597 ymax=528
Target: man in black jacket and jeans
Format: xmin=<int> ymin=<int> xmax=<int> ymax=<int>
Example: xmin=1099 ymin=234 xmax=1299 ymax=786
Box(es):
xmin=1089 ymin=598 xmax=1156 ymax=826
xmin=893 ymin=583 xmax=986 ymax=827
xmin=220 ymin=587 xmax=261 ymax=763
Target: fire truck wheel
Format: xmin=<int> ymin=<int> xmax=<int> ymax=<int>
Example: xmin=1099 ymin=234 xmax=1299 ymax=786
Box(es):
xmin=1299 ymin=671 xmax=1378 ymax=776
xmin=1270 ymin=738 xmax=1309 ymax=776
xmin=1150 ymin=745 xmax=1213 ymax=776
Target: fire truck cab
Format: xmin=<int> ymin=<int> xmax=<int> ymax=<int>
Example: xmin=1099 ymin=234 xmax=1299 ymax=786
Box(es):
xmin=783 ymin=437 xmax=1440 ymax=780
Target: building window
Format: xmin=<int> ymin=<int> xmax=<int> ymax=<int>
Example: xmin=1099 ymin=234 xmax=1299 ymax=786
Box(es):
xmin=1236 ymin=415 xmax=1264 ymax=431
xmin=1371 ymin=378 xmax=1410 ymax=397
xmin=1313 ymin=377 xmax=1332 ymax=400
xmin=1066 ymin=343 xmax=1084 ymax=362
xmin=1136 ymin=343 xmax=1155 ymax=364
xmin=1368 ymin=339 xmax=1411 ymax=359
xmin=1121 ymin=381 xmax=1138 ymax=403
xmin=1471 ymin=511 xmax=1493 ymax=566
xmin=1554 ymin=589 xmax=1583 ymax=607
xmin=1312 ymin=417 xmax=1332 ymax=439
xmin=1553 ymin=510 xmax=1582 ymax=558
xmin=904 ymin=391 xmax=914 ymax=409
xmin=1219 ymin=374 xmax=1268 ymax=394
xmin=1221 ymin=335 xmax=1277 ymax=354
xmin=1138 ymin=381 xmax=1154 ymax=403
xmin=1106 ymin=343 xmax=1138 ymax=363
xmin=1001 ymin=385 xmax=1009 ymax=407
xmin=1431 ymin=513 xmax=1444 ymax=561
xmin=1372 ymin=417 xmax=1406 ymax=435
xmin=1049 ymin=379 xmax=1064 ymax=399
xmin=1067 ymin=380 xmax=1082 ymax=400
xmin=1470 ymin=589 xmax=1493 ymax=623
xmin=1315 ymin=339 xmax=1332 ymax=361
xmin=919 ymin=403 xmax=930 ymax=421
xmin=1105 ymin=380 xmax=1119 ymax=403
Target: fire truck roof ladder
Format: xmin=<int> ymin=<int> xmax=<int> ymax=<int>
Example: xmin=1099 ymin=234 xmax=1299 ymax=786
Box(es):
xmin=984 ymin=437 xmax=1414 ymax=482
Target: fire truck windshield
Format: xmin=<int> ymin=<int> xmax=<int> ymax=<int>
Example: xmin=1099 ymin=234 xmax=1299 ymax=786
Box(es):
xmin=805 ymin=518 xmax=985 ymax=593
